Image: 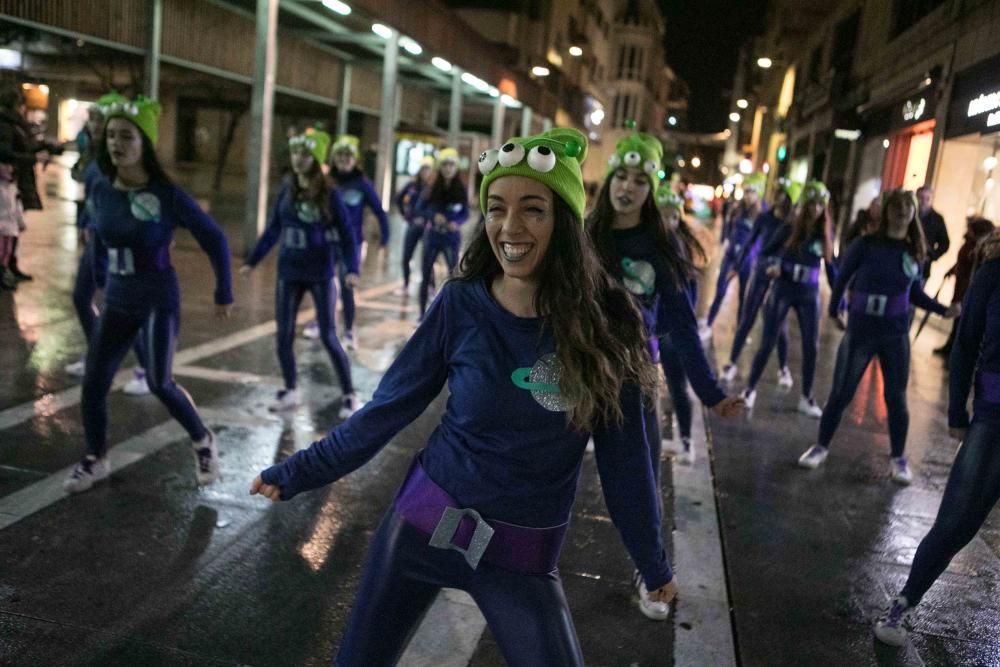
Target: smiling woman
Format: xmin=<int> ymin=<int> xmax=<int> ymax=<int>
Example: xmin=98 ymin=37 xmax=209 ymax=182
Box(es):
xmin=251 ymin=127 xmax=678 ymax=666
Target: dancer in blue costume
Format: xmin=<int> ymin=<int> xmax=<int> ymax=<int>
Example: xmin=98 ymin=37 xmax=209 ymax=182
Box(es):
xmin=417 ymin=147 xmax=468 ymax=318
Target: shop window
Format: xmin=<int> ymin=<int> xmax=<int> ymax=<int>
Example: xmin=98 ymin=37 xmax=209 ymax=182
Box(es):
xmin=892 ymin=0 xmax=945 ymax=37
xmin=831 ymin=10 xmax=860 ymax=73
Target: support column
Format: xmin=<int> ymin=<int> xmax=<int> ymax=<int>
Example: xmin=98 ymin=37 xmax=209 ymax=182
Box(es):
xmin=542 ymin=117 xmax=552 ymax=132
xmin=491 ymin=96 xmax=506 ymax=147
xmin=338 ymin=64 xmax=352 ymax=137
xmin=244 ymin=0 xmax=278 ymax=254
xmin=448 ymin=68 xmax=463 ymax=147
xmin=375 ymin=30 xmax=400 ymax=207
xmin=521 ymin=106 xmax=533 ymax=136
xmin=144 ymin=0 xmax=163 ymax=99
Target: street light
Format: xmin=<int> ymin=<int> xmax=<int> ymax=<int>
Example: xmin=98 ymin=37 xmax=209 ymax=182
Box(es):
xmin=532 ymin=66 xmax=550 ymax=77
xmin=667 ymin=115 xmax=677 ymax=126
xmin=400 ymin=36 xmax=422 ymax=55
xmin=321 ymin=0 xmax=351 ymax=15
xmin=736 ymin=98 xmax=748 ymax=109
xmin=691 ymin=156 xmax=702 ymax=168
xmin=569 ymin=46 xmax=583 ymax=57
xmin=432 ymin=57 xmax=452 ymax=72
xmin=371 ymin=23 xmax=393 ymax=39
xmin=757 ymin=57 xmax=773 ymax=69
xmin=729 ymin=112 xmax=741 ymax=123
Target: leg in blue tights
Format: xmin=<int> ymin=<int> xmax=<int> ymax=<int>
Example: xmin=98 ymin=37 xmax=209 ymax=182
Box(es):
xmin=140 ymin=307 xmax=207 ymax=441
xmin=400 ymin=223 xmax=424 ymax=288
xmin=275 ymin=279 xmax=308 ymax=390
xmin=794 ymin=292 xmax=820 ymax=397
xmin=817 ymin=333 xmax=877 ymax=448
xmin=660 ymin=338 xmax=693 ymax=441
xmin=706 ymin=255 xmax=735 ymax=326
xmin=309 ymin=279 xmax=353 ymax=394
xmin=746 ymin=288 xmax=793 ymax=390
xmin=876 ymin=336 xmax=911 ymax=458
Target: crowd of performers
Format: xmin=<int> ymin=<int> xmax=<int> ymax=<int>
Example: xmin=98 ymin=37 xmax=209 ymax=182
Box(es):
xmin=48 ymin=89 xmax=1000 ymax=660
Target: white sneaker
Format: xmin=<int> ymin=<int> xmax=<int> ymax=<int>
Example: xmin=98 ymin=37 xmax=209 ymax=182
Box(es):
xmin=797 ymin=396 xmax=823 ymax=418
xmin=63 ymin=455 xmax=110 ymax=493
xmin=890 ymin=457 xmax=913 ymax=485
xmin=741 ymin=388 xmax=756 ymax=409
xmin=193 ymin=430 xmax=219 ymax=486
xmin=777 ymin=366 xmax=794 ymax=388
xmin=338 ymin=392 xmax=360 ymax=419
xmin=268 ymin=389 xmax=300 ymax=412
xmin=65 ymin=358 xmax=87 ymax=377
xmin=679 ymin=438 xmax=695 ymax=465
xmin=874 ymin=596 xmax=912 ymax=647
xmin=798 ymin=444 xmax=828 ymax=469
xmin=344 ymin=330 xmax=356 ymax=351
xmin=123 ymin=368 xmax=150 ymax=396
xmin=634 ymin=571 xmax=670 ymax=621
xmin=302 ymin=321 xmax=320 ymax=339
xmin=586 ymin=437 xmax=595 ymax=453
xmin=720 ymin=364 xmax=738 ymax=382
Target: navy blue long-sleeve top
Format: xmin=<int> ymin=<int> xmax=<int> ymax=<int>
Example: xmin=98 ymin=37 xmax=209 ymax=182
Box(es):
xmin=735 ymin=210 xmax=786 ymax=271
xmin=612 ymin=224 xmax=726 ymax=407
xmin=76 ymin=161 xmax=104 ymax=230
xmin=333 ymin=169 xmax=390 ymax=247
xmin=949 ymin=257 xmax=1000 ymax=427
xmin=395 ymin=180 xmax=426 ymax=225
xmin=722 ymin=205 xmax=760 ymax=268
xmin=244 ymin=183 xmax=357 ymax=282
xmin=260 ymin=278 xmax=673 ymax=589
xmin=758 ymin=225 xmax=837 ymax=290
xmin=828 ymin=237 xmax=946 ymax=337
xmin=90 ymin=178 xmax=233 ymax=312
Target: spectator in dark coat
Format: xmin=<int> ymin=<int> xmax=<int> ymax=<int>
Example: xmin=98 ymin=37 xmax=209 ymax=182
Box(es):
xmin=917 ymin=185 xmax=950 ymax=279
xmin=935 ymin=217 xmax=995 ymax=357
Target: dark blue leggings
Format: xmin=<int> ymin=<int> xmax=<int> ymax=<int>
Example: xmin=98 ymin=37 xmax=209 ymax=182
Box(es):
xmin=72 ymin=237 xmax=147 ymax=366
xmin=276 ymin=279 xmax=352 ymax=394
xmin=337 ymin=253 xmax=357 ymax=333
xmin=419 ymin=230 xmax=459 ymax=317
xmin=818 ymin=333 xmax=910 ymax=456
xmin=707 ymin=253 xmax=750 ymax=326
xmin=659 ymin=337 xmax=693 ymax=441
xmin=81 ymin=306 xmax=205 ymax=457
xmin=400 ymin=223 xmax=424 ymax=288
xmin=746 ymin=283 xmax=819 ymax=396
xmin=728 ymin=270 xmax=788 ymax=367
xmin=335 ymin=509 xmax=584 ymax=666
xmin=901 ymin=415 xmax=1000 ymax=605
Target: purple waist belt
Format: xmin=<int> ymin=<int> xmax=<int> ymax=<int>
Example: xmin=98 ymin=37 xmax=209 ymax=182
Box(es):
xmin=394 ymin=457 xmax=568 ymax=574
xmin=849 ymin=291 xmax=910 ymax=318
xmin=976 ymin=371 xmax=1000 ymax=404
xmin=781 ymin=261 xmax=820 ymax=285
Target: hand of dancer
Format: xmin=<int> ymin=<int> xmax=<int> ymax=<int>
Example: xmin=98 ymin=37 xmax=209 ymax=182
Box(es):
xmin=830 ymin=312 xmax=847 ymax=331
xmin=345 ymin=272 xmax=360 ymax=288
xmin=711 ymin=395 xmax=745 ymax=417
xmin=250 ymin=474 xmax=282 ymax=502
xmin=945 ymin=303 xmax=961 ymax=319
xmin=239 ymin=264 xmax=253 ymax=276
xmin=216 ymin=304 xmax=233 ymax=318
xmin=765 ymin=265 xmax=781 ymax=279
xmin=647 ymin=578 xmax=678 ymax=603
xmin=949 ymin=427 xmax=967 ymax=441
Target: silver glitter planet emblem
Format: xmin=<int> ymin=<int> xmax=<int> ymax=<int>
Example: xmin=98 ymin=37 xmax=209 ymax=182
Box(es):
xmin=510 ymin=353 xmax=569 ymax=412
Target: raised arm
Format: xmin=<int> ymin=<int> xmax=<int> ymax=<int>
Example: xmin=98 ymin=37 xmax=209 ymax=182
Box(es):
xmin=330 ymin=189 xmax=359 ymax=275
xmin=362 ymin=178 xmax=390 ymax=245
xmin=243 ymin=186 xmax=287 ymax=270
xmin=173 ymin=187 xmax=233 ymax=305
xmin=828 ymin=238 xmax=864 ymax=318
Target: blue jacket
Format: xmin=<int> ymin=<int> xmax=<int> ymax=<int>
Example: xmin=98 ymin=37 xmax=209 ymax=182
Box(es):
xmin=949 ymin=257 xmax=1000 ymax=427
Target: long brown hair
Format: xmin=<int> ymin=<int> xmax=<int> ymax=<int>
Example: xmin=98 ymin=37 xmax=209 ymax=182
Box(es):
xmin=586 ymin=176 xmax=698 ymax=285
xmin=785 ymin=201 xmax=834 ymax=264
xmin=292 ymin=159 xmax=332 ymax=226
xmin=672 ymin=216 xmax=708 ymax=268
xmin=874 ymin=189 xmax=927 ymax=264
xmin=457 ymin=191 xmax=657 ymax=431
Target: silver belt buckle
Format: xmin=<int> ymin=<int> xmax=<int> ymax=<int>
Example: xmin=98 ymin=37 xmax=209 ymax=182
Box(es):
xmin=429 ymin=506 xmax=495 ymax=570
xmin=792 ymin=264 xmax=805 ymax=282
xmin=865 ymin=294 xmax=888 ymax=316
xmin=284 ymin=228 xmax=307 ymax=249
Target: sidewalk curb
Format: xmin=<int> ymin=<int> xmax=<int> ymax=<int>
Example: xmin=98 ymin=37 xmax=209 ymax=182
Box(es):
xmin=672 ymin=401 xmax=738 ymax=666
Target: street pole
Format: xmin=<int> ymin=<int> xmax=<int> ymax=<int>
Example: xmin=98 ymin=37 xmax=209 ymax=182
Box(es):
xmin=244 ymin=0 xmax=278 ymax=254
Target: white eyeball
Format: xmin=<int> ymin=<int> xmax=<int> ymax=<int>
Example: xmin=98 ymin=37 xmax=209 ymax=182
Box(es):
xmin=624 ymin=151 xmax=642 ymax=167
xmin=644 ymin=160 xmax=657 ymax=174
xmin=527 ymin=146 xmax=557 ymax=173
xmin=497 ymin=142 xmax=526 ymax=167
xmin=608 ymin=154 xmax=621 ymax=169
xmin=478 ymin=149 xmax=499 ymax=175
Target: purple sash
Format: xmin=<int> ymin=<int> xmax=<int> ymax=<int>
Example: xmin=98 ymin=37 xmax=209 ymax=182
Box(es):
xmin=848 ymin=291 xmax=910 ymax=318
xmin=782 ymin=261 xmax=820 ymax=285
xmin=394 ymin=457 xmax=568 ymax=574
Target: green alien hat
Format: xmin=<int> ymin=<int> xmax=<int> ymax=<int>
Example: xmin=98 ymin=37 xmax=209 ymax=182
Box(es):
xmin=100 ymin=93 xmax=162 ymax=144
xmin=289 ymin=127 xmax=331 ymax=165
xmin=743 ymin=171 xmax=767 ymax=195
xmin=777 ymin=177 xmax=803 ymax=205
xmin=478 ymin=127 xmax=588 ymax=222
xmin=655 ymin=183 xmax=684 ymax=214
xmin=331 ymin=134 xmax=360 ymax=158
xmin=607 ymin=120 xmax=663 ymax=191
xmin=801 ymin=179 xmax=830 ymax=205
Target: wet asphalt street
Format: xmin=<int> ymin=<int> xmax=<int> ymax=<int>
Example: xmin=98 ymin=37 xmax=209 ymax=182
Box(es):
xmin=0 ymin=162 xmax=675 ymax=666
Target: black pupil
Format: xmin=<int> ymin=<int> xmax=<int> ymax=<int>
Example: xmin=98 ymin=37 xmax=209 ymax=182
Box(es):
xmin=502 ymin=144 xmax=516 ymax=152
xmin=479 ymin=153 xmax=487 ymax=161
xmin=538 ymin=147 xmax=551 ymax=155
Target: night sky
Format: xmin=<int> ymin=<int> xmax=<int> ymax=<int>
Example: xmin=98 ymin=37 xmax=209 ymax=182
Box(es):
xmin=661 ymin=0 xmax=769 ymax=133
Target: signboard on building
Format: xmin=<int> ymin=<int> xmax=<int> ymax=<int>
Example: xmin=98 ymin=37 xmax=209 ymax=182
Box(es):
xmin=891 ymin=92 xmax=934 ymax=131
xmin=946 ymin=51 xmax=1000 ymax=138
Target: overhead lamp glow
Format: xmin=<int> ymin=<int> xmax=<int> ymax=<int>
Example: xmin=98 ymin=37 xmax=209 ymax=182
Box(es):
xmin=531 ymin=66 xmax=550 ymax=77
xmin=677 ymin=158 xmax=686 ymax=168
xmin=736 ymin=98 xmax=748 ymax=109
xmin=739 ymin=158 xmax=753 ymax=174
xmin=569 ymin=46 xmax=583 ymax=57
xmin=488 ymin=87 xmax=500 ymax=98
xmin=883 ymin=138 xmax=891 ymax=149
xmin=432 ymin=57 xmax=452 ymax=72
xmin=461 ymin=72 xmax=490 ymax=92
xmin=729 ymin=112 xmax=741 ymax=123
xmin=400 ymin=36 xmax=422 ymax=55
xmin=667 ymin=115 xmax=677 ymax=126
xmin=371 ymin=23 xmax=393 ymax=39
xmin=321 ymin=0 xmax=351 ymax=15
xmin=501 ymin=94 xmax=521 ymax=108
xmin=691 ymin=156 xmax=702 ymax=168
xmin=757 ymin=57 xmax=773 ymax=69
